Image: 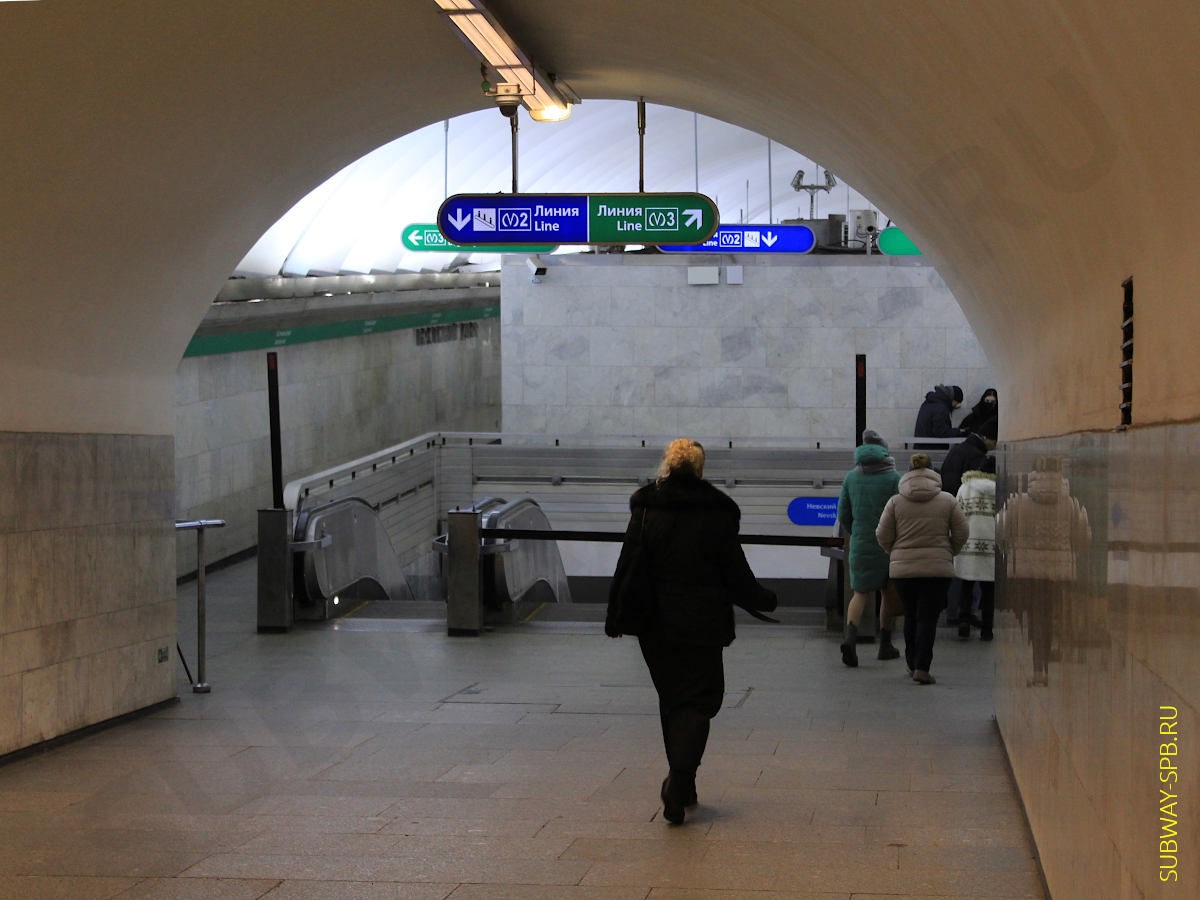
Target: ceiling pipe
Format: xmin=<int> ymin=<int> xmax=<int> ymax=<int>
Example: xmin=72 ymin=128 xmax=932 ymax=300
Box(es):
xmin=216 ymin=273 xmax=499 ymax=303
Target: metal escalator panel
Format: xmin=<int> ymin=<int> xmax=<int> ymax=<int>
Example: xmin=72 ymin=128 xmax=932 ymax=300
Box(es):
xmin=296 ymin=497 xmax=414 ymax=618
xmin=483 ymin=497 xmax=572 ymax=606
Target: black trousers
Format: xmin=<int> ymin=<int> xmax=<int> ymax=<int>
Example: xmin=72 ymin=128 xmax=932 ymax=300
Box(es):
xmin=638 ymin=633 xmax=725 ymax=781
xmin=893 ymin=576 xmax=950 ymax=673
xmin=959 ymin=580 xmax=995 ymax=631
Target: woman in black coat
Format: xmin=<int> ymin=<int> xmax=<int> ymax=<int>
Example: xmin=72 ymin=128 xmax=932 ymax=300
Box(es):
xmin=957 ymin=388 xmax=998 ymax=437
xmin=606 ymin=438 xmax=777 ymax=825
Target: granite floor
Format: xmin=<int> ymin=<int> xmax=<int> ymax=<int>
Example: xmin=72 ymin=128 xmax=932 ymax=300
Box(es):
xmin=0 ymin=560 xmax=1046 ymax=899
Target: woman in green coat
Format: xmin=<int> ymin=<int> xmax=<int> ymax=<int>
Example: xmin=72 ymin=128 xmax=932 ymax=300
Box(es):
xmin=836 ymin=430 xmax=902 ymax=666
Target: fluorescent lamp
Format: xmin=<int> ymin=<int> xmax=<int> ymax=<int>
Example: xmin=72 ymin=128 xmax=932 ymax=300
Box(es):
xmin=434 ymin=0 xmax=574 ymax=122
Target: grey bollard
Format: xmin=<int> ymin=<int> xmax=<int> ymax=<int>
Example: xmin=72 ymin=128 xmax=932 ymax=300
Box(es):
xmin=446 ymin=509 xmax=482 ymax=636
xmin=257 ymin=508 xmax=294 ymax=632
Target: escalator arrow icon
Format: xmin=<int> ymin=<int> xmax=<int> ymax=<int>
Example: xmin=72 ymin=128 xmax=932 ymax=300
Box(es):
xmin=763 ymin=232 xmax=778 ymax=247
xmin=448 ymin=210 xmax=471 ymax=230
xmin=683 ymin=209 xmax=703 ymax=229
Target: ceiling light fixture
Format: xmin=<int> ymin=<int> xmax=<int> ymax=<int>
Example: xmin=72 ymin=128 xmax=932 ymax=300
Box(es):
xmin=434 ymin=0 xmax=577 ymax=121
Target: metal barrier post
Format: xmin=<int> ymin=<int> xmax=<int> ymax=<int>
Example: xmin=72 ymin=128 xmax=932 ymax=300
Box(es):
xmin=257 ymin=508 xmax=294 ymax=632
xmin=175 ymin=519 xmax=226 ymax=693
xmin=446 ymin=509 xmax=482 ymax=636
xmin=194 ymin=526 xmax=210 ymax=693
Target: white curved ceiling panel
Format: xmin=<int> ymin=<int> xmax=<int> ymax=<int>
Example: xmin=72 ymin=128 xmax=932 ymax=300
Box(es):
xmin=234 ymin=99 xmax=885 ymax=277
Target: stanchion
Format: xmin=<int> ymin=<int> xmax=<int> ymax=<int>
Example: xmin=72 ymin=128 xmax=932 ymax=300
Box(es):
xmin=175 ymin=519 xmax=226 ymax=692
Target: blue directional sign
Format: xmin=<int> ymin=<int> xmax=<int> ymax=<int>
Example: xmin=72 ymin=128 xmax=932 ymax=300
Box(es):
xmin=437 ymin=193 xmax=718 ymax=246
xmin=787 ymin=496 xmax=839 ymax=527
xmin=660 ymin=223 xmax=816 ymax=254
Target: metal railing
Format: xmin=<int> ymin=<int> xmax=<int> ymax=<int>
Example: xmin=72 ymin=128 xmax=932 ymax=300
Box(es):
xmin=441 ymin=513 xmax=842 ymax=635
xmin=175 ymin=519 xmax=226 ymax=693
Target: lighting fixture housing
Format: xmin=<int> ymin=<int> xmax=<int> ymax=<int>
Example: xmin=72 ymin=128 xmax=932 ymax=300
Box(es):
xmin=435 ymin=0 xmax=576 ymax=121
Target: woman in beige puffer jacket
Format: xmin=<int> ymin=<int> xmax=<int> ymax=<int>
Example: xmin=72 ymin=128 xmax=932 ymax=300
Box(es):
xmin=876 ymin=454 xmax=969 ymax=684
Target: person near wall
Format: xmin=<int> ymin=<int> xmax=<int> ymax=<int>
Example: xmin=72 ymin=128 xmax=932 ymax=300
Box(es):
xmin=957 ymin=387 xmax=998 ymax=437
xmin=605 ymin=438 xmax=777 ymax=825
xmin=939 ymin=425 xmax=997 ymax=625
xmin=954 ymin=455 xmax=998 ymax=640
xmin=939 ymin=429 xmax=997 ymax=499
xmin=913 ymin=384 xmax=963 ymax=438
xmin=836 ymin=429 xmax=903 ymax=667
xmin=995 ymin=455 xmax=1091 ymax=686
xmin=875 ymin=453 xmax=969 ymax=684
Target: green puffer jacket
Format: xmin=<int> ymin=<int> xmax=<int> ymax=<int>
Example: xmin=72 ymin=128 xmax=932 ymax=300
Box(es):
xmin=837 ymin=444 xmax=901 ymax=592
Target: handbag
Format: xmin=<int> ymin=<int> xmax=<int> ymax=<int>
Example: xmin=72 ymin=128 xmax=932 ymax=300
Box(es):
xmin=605 ymin=508 xmax=657 ymax=637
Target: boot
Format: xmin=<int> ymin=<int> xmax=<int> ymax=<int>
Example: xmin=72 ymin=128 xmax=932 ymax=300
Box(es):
xmin=877 ymin=627 xmax=900 ymax=660
xmin=840 ymin=622 xmax=859 ymax=667
xmin=661 ymin=771 xmax=692 ymax=825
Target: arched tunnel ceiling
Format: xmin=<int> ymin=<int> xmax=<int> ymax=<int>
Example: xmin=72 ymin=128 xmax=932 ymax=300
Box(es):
xmin=236 ymin=101 xmax=886 ymax=278
xmin=2 ymin=1 xmax=1198 ymax=437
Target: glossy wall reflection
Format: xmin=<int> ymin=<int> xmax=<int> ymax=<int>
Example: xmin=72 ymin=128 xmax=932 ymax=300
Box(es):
xmin=995 ymin=426 xmax=1198 ymax=900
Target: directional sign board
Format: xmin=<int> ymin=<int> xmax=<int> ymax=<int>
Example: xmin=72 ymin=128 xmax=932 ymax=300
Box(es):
xmin=437 ymin=193 xmax=718 ymax=246
xmin=660 ymin=223 xmax=816 ymax=254
xmin=787 ymin=497 xmax=839 ymax=527
xmin=401 ymin=223 xmax=555 ymax=254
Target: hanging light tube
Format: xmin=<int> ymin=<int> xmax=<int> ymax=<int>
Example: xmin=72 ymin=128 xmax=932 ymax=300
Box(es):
xmin=434 ymin=0 xmax=575 ymax=121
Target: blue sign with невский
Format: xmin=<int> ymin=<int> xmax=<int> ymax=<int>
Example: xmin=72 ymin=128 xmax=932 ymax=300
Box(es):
xmin=787 ymin=497 xmax=839 ymax=527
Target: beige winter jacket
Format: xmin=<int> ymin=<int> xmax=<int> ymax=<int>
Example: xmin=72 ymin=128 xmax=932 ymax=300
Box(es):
xmin=875 ymin=467 xmax=969 ymax=578
xmin=995 ymin=469 xmax=1091 ymax=581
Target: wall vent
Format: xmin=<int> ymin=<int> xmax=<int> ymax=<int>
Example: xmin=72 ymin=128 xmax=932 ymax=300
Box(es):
xmin=1119 ymin=277 xmax=1133 ymax=428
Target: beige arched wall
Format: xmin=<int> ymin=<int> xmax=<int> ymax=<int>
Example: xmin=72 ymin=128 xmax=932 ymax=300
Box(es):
xmin=2 ymin=0 xmax=1198 ymax=438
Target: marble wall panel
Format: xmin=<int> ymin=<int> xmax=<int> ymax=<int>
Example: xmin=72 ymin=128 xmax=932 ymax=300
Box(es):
xmin=0 ymin=432 xmax=176 ymax=756
xmin=503 ymin=256 xmax=993 ymax=446
xmin=174 ymin=317 xmax=501 ymax=574
xmin=995 ymin=425 xmax=1200 ymax=900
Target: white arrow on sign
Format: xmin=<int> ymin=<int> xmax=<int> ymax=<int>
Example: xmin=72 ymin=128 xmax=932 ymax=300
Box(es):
xmin=683 ymin=209 xmax=703 ymax=229
xmin=763 ymin=232 xmax=778 ymax=247
xmin=410 ymin=231 xmax=424 ymax=244
xmin=448 ymin=210 xmax=470 ymax=230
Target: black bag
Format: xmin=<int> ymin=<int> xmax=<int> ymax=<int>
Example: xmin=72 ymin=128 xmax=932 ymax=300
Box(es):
xmin=605 ymin=508 xmax=656 ymax=637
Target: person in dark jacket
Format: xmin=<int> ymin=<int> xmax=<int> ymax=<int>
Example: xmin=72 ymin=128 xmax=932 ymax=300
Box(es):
xmin=957 ymin=388 xmax=998 ymax=437
xmin=939 ymin=431 xmax=996 ymax=498
xmin=913 ymin=384 xmax=962 ymax=438
xmin=606 ymin=438 xmax=777 ymax=825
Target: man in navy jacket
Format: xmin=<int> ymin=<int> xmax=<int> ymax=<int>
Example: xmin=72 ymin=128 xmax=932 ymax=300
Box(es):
xmin=914 ymin=384 xmax=962 ymax=437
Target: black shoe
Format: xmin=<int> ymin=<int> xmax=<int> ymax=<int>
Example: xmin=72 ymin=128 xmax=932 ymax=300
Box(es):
xmin=661 ymin=775 xmax=686 ymax=825
xmin=980 ymin=629 xmax=994 ymax=641
xmin=958 ymin=622 xmax=971 ymax=640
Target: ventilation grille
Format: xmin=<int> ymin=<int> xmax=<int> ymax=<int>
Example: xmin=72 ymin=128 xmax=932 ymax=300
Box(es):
xmin=1119 ymin=277 xmax=1133 ymax=428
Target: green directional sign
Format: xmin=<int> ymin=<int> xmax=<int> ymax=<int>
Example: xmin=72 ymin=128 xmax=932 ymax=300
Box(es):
xmin=586 ymin=194 xmax=719 ymax=244
xmin=401 ymin=223 xmax=555 ymax=254
xmin=877 ymin=227 xmax=922 ymax=256
xmin=437 ymin=193 xmax=719 ymax=246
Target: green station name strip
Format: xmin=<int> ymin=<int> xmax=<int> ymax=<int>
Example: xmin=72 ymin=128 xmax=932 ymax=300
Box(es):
xmin=183 ymin=305 xmax=499 ymax=358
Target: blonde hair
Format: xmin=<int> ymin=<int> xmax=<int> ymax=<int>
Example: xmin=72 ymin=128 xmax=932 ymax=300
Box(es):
xmin=658 ymin=438 xmax=705 ymax=479
xmin=910 ymin=453 xmax=932 ymax=470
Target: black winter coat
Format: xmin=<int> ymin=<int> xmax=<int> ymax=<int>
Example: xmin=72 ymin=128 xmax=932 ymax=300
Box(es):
xmin=607 ymin=474 xmax=777 ymax=646
xmin=939 ymin=432 xmax=989 ymax=498
xmin=914 ymin=386 xmax=956 ymax=437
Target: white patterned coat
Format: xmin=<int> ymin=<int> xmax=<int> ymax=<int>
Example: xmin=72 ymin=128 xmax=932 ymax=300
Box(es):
xmin=954 ymin=471 xmax=996 ymax=582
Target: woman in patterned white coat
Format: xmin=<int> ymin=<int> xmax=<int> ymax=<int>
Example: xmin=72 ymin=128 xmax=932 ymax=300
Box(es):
xmin=954 ymin=457 xmax=997 ymax=640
